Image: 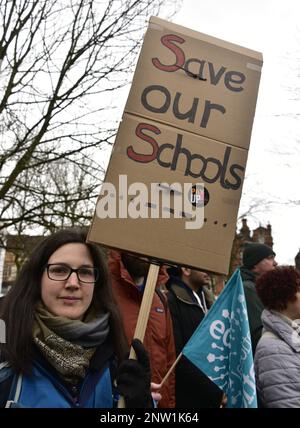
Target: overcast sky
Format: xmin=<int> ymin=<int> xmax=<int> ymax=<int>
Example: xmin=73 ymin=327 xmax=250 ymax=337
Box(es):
xmin=172 ymin=0 xmax=300 ymax=264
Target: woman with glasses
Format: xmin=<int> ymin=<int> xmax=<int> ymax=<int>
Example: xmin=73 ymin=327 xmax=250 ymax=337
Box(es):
xmin=0 ymin=228 xmax=153 ymax=408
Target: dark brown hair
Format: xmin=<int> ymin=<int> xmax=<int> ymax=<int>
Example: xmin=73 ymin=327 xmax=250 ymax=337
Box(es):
xmin=0 ymin=228 xmax=128 ymax=372
xmin=256 ymin=266 xmax=300 ymax=311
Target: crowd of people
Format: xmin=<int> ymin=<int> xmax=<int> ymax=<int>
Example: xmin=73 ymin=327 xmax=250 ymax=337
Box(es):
xmin=0 ymin=228 xmax=299 ymax=408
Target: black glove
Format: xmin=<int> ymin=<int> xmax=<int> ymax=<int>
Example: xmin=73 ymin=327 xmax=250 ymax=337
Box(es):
xmin=116 ymin=338 xmax=152 ymax=408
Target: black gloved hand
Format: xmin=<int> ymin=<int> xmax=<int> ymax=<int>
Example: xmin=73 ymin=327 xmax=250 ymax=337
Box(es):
xmin=116 ymin=338 xmax=152 ymax=408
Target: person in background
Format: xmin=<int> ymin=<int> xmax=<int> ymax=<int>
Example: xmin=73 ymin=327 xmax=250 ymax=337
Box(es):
xmin=240 ymin=243 xmax=277 ymax=352
xmin=0 ymin=229 xmax=153 ymax=408
xmin=108 ymin=250 xmax=176 ymax=408
xmin=254 ymin=266 xmax=300 ymax=407
xmin=166 ymin=266 xmax=223 ymax=408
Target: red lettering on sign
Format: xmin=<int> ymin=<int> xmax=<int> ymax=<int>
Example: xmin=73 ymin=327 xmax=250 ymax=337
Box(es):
xmin=127 ymin=123 xmax=161 ymax=163
xmin=152 ymin=34 xmax=185 ymax=72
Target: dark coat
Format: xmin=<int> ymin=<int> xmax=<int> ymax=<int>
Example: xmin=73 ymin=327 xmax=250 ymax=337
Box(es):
xmin=240 ymin=267 xmax=264 ymax=353
xmin=166 ymin=277 xmax=223 ymax=408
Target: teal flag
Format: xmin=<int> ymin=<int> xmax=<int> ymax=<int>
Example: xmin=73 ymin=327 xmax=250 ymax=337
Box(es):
xmin=182 ymin=269 xmax=257 ymax=408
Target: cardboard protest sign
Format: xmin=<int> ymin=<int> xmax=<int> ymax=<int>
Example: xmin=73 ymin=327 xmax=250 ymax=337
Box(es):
xmin=125 ymin=17 xmax=262 ymax=149
xmin=88 ymin=17 xmax=263 ymax=275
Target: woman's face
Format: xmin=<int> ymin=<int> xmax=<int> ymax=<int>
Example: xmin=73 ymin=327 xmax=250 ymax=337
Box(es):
xmin=41 ymin=243 xmax=95 ymax=320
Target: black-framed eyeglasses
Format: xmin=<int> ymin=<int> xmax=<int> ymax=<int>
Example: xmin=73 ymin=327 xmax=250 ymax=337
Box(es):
xmin=46 ymin=264 xmax=99 ymax=283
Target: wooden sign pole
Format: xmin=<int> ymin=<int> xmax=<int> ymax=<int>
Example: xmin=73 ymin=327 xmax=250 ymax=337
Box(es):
xmin=118 ymin=263 xmax=160 ymax=408
xmin=160 ymin=352 xmax=182 ymax=387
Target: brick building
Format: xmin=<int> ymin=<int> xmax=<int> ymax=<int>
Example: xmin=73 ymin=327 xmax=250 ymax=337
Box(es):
xmin=229 ymin=218 xmax=274 ymax=274
xmin=0 ymin=234 xmax=43 ymax=295
xmin=295 ymin=249 xmax=300 ymax=271
xmin=212 ymin=218 xmax=275 ymax=296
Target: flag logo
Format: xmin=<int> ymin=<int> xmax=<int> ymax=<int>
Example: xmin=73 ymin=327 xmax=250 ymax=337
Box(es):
xmin=182 ymin=269 xmax=257 ymax=408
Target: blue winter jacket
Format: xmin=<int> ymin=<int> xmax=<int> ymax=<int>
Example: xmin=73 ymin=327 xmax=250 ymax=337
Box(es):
xmin=0 ymin=340 xmax=118 ymax=408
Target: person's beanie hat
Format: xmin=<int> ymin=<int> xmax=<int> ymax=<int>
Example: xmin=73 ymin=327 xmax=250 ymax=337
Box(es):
xmin=242 ymin=243 xmax=275 ymax=269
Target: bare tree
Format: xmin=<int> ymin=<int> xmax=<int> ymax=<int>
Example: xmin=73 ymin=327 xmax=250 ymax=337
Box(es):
xmin=6 ymin=159 xmax=98 ymax=232
xmin=0 ymin=0 xmax=181 ymax=234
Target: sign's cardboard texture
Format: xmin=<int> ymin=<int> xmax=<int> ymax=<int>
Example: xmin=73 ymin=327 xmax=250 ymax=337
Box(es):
xmin=88 ymin=17 xmax=263 ymax=275
xmin=125 ymin=17 xmax=262 ymax=150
